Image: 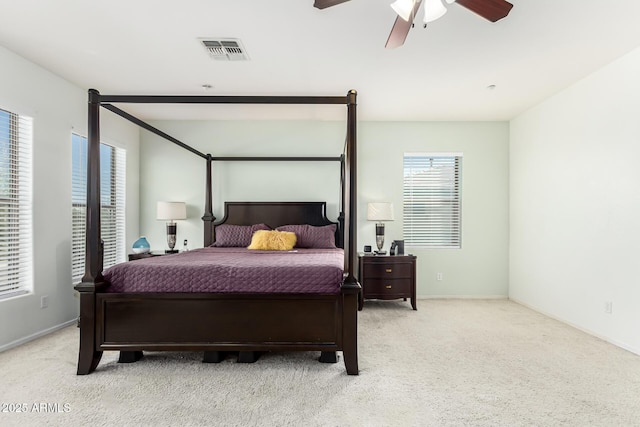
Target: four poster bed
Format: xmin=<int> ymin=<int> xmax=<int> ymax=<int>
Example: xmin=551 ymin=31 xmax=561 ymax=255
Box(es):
xmin=74 ymin=90 xmax=360 ymax=375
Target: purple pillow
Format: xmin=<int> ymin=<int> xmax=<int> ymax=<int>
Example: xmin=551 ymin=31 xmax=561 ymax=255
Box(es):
xmin=213 ymin=223 xmax=271 ymax=247
xmin=276 ymin=224 xmax=337 ymax=249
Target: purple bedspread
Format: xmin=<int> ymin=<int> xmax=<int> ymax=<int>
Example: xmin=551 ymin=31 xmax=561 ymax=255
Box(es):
xmin=103 ymin=247 xmax=345 ymax=294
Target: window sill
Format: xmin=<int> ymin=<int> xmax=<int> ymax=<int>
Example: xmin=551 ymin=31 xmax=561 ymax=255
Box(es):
xmin=0 ymin=290 xmax=30 ymax=301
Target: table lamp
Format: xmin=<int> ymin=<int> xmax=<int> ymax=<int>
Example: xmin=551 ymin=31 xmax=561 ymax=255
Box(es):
xmin=367 ymin=202 xmax=394 ymax=255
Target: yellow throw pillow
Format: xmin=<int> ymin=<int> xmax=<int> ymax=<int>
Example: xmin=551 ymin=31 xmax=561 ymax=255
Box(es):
xmin=247 ymin=230 xmax=297 ymax=251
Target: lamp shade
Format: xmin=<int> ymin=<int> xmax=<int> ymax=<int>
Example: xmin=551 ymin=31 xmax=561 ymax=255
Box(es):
xmin=156 ymin=201 xmax=187 ymax=221
xmin=424 ymin=0 xmax=447 ymax=23
xmin=390 ymin=0 xmax=416 ymax=22
xmin=367 ymin=202 xmax=394 ymax=222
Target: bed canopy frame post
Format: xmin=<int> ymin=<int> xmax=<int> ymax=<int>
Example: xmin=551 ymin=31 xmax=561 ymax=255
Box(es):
xmin=82 ymin=89 xmax=104 ymax=285
xmin=340 ymin=89 xmax=359 ymax=374
xmin=344 ymin=89 xmax=357 ymax=285
xmin=74 ymin=88 xmax=105 ymax=375
xmin=202 ymin=153 xmax=215 ymax=247
xmin=338 ymin=154 xmax=345 ymax=252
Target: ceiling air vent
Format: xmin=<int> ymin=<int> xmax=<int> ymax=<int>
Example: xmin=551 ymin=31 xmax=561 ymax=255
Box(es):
xmin=200 ymin=39 xmax=249 ymax=61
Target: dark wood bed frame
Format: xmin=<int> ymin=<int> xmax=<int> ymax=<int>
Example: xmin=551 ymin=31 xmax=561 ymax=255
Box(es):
xmin=74 ymin=90 xmax=360 ymax=375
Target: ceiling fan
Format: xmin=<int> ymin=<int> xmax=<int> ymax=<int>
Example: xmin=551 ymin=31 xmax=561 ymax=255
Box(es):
xmin=313 ymin=0 xmax=514 ymax=49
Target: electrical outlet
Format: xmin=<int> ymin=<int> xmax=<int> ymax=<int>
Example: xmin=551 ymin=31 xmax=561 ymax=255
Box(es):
xmin=436 ymin=272 xmax=443 ymax=281
xmin=40 ymin=295 xmax=49 ymax=309
xmin=604 ymin=301 xmax=612 ymax=314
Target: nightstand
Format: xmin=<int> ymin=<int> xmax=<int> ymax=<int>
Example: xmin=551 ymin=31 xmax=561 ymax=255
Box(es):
xmin=128 ymin=252 xmax=168 ymax=261
xmin=358 ymin=254 xmax=417 ymax=310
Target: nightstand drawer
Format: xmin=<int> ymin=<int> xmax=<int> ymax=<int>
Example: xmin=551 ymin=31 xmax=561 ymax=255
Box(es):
xmin=363 ymin=278 xmax=412 ymax=297
xmin=363 ymin=263 xmax=412 ymax=279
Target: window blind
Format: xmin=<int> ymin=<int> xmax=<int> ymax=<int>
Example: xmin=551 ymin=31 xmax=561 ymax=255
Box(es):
xmin=403 ymin=153 xmax=462 ymax=248
xmin=71 ymin=135 xmax=126 ymax=284
xmin=0 ymin=108 xmax=33 ymax=297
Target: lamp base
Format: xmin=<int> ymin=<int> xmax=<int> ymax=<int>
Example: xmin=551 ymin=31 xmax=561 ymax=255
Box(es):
xmin=374 ymin=250 xmax=387 ymax=255
xmin=166 ymin=222 xmax=178 ymax=253
xmin=375 ymin=222 xmax=386 ymax=255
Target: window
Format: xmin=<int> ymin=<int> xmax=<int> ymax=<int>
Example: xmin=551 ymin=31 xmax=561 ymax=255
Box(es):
xmin=403 ymin=153 xmax=462 ymax=248
xmin=71 ymin=134 xmax=126 ymax=284
xmin=0 ymin=107 xmax=33 ymax=298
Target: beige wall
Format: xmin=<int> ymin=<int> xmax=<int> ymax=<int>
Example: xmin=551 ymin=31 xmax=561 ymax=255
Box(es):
xmin=140 ymin=119 xmax=510 ymax=298
xmin=0 ymin=46 xmax=140 ymax=350
xmin=360 ymin=122 xmax=510 ymax=297
xmin=510 ymin=45 xmax=640 ymax=354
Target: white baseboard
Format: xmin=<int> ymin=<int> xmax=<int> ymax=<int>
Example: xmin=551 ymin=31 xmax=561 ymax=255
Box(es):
xmin=0 ymin=318 xmax=77 ymax=353
xmin=418 ymin=295 xmax=508 ymax=300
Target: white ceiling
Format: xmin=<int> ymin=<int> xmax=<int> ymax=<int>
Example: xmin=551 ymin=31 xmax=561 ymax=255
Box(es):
xmin=2 ymin=0 xmax=640 ymax=121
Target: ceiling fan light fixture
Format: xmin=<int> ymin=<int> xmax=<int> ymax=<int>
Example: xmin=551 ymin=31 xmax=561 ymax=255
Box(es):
xmin=391 ymin=0 xmax=416 ymax=22
xmin=423 ymin=0 xmax=447 ymax=23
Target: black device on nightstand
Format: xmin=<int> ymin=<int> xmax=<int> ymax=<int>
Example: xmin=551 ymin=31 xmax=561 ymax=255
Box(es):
xmin=389 ymin=240 xmax=404 ymax=255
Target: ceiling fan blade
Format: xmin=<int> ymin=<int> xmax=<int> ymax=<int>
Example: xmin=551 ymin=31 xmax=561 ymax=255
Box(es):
xmin=385 ymin=16 xmax=413 ymax=49
xmin=455 ymin=0 xmax=513 ymax=22
xmin=313 ymin=0 xmax=351 ymax=9
xmin=385 ymin=0 xmax=423 ymax=49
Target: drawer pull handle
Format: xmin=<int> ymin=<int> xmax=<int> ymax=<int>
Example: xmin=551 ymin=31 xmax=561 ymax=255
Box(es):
xmin=386 ymin=268 xmax=393 ymax=273
xmin=385 ymin=285 xmax=392 ymax=289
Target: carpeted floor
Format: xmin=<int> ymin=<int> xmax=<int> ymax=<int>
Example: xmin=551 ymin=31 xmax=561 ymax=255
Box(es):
xmin=2 ymin=299 xmax=640 ymax=426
